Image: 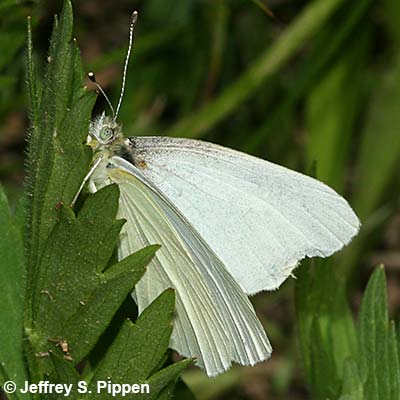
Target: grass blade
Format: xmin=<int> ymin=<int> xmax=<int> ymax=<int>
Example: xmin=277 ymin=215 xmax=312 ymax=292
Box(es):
xmin=168 ymin=0 xmax=346 ymax=138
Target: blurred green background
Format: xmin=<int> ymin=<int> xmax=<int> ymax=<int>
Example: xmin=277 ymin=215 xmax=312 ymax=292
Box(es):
xmin=1 ymin=0 xmax=400 ymax=399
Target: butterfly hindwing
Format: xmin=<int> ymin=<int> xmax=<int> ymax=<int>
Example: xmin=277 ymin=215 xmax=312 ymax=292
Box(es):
xmin=91 ymin=160 xmax=271 ymax=376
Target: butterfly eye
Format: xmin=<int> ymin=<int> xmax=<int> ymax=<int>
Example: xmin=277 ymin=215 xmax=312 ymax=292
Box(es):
xmin=100 ymin=126 xmax=114 ymax=142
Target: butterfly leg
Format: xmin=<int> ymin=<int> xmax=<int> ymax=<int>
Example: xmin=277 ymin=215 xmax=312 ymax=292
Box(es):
xmin=70 ymin=156 xmax=103 ymax=206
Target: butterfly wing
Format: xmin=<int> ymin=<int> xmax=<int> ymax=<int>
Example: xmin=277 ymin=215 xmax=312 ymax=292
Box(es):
xmin=125 ymin=137 xmax=360 ymax=295
xmin=93 ymin=159 xmax=271 ymax=376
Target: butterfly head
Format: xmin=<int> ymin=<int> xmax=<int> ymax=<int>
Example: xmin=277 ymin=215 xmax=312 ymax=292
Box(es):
xmin=89 ymin=112 xmax=122 ymax=147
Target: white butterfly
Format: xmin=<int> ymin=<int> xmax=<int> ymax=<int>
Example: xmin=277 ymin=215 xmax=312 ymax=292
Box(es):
xmin=82 ymin=12 xmax=360 ymax=377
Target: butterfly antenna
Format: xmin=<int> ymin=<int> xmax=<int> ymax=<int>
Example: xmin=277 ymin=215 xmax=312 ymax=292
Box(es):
xmin=88 ymin=72 xmax=115 ymax=119
xmin=114 ymin=11 xmax=138 ymax=121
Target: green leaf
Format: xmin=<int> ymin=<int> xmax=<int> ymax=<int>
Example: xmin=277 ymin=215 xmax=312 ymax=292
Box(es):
xmin=89 ymin=289 xmax=175 ymax=387
xmin=339 ymin=358 xmax=364 ymax=400
xmin=24 ymin=0 xmax=96 ymax=320
xmin=0 ymin=186 xmax=30 ymax=400
xmin=308 ymin=318 xmax=340 ymax=399
xmin=357 ymin=266 xmax=393 ymax=400
xmin=298 ymin=265 xmax=400 ymax=399
xmin=144 ymin=360 xmax=193 ymax=400
xmin=388 ymin=321 xmax=400 ymax=399
xmin=26 ymin=16 xmax=39 ymax=126
xmin=353 ymin=57 xmax=400 ymax=220
xmin=62 ymin=245 xmax=158 ymax=362
xmin=50 ymin=353 xmax=80 ymax=382
xmin=22 ymin=3 xmax=188 ymax=394
xmin=88 ymin=289 xmax=190 ymax=399
xmin=27 ymin=185 xmax=158 ymax=375
xmin=340 ymin=55 xmax=400 ymax=278
xmin=295 ymin=259 xmax=357 ymax=399
xmin=24 ymin=0 xmax=99 ymax=380
xmin=40 ymin=85 xmax=95 ymax=238
xmin=305 ymin=32 xmax=369 ymax=192
xmin=48 ymin=353 xmax=80 ymax=400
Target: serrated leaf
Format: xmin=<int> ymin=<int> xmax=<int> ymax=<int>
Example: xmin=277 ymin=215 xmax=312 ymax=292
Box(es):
xmin=39 ymin=91 xmax=96 ymax=247
xmin=0 ymin=186 xmax=30 ymax=400
xmin=24 ymin=0 xmax=96 ymax=321
xmin=62 ymin=245 xmax=158 ymax=361
xmin=298 ymin=265 xmax=400 ymax=399
xmin=89 ymin=289 xmax=176 ymax=395
xmin=25 ymin=0 xmax=72 ymax=274
xmin=22 ymin=2 xmax=188 ymax=397
xmin=27 ymin=185 xmax=157 ymax=375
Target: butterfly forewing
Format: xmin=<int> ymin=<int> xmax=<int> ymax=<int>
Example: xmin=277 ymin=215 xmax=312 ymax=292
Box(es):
xmin=123 ymin=136 xmax=360 ymax=295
